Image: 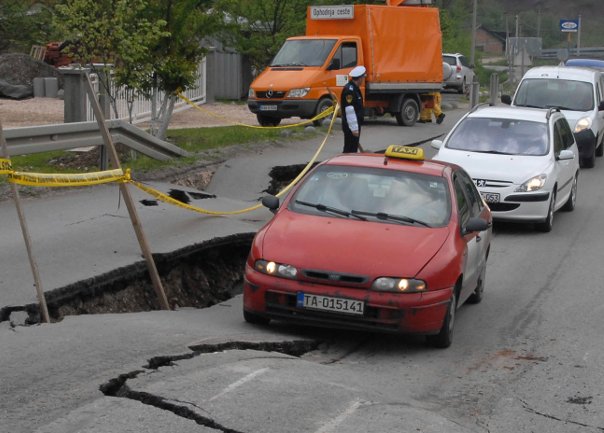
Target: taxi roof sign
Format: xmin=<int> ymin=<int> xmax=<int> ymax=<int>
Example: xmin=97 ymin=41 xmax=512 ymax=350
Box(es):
xmin=385 ymin=145 xmax=424 ymax=161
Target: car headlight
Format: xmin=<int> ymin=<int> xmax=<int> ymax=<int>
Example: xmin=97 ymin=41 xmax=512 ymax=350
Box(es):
xmin=286 ymin=88 xmax=310 ymax=98
xmin=371 ymin=277 xmax=427 ymax=293
xmin=574 ymin=117 xmax=592 ymax=133
xmin=515 ymin=174 xmax=547 ymax=192
xmin=248 ymin=88 xmax=255 ymax=98
xmin=254 ymin=259 xmax=298 ymax=279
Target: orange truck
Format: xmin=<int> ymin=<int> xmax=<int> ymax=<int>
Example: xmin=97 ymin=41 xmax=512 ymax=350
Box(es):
xmin=247 ymin=1 xmax=442 ymax=127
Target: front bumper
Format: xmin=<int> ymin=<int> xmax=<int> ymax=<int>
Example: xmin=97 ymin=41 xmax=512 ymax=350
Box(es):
xmin=247 ymin=98 xmax=318 ymax=119
xmin=243 ymin=267 xmax=452 ymax=335
xmin=479 ymin=186 xmax=551 ymax=222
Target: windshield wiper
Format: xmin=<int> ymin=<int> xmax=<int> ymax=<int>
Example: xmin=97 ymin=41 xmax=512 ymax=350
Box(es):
xmin=515 ymin=103 xmax=544 ymax=109
xmin=271 ymin=62 xmax=305 ymax=67
xmin=295 ymin=200 xmax=366 ymax=220
xmin=350 ymin=210 xmax=430 ymax=227
xmin=471 ymin=149 xmax=515 ymax=155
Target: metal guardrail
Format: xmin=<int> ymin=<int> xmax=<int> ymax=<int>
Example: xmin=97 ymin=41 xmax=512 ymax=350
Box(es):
xmin=539 ymin=47 xmax=604 ymax=59
xmin=3 ymin=120 xmax=189 ymax=160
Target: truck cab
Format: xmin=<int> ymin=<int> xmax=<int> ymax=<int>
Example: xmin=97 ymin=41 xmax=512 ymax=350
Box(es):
xmin=248 ymin=36 xmax=362 ymax=126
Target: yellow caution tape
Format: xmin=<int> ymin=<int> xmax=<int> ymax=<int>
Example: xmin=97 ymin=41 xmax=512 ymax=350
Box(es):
xmin=128 ymin=103 xmax=340 ymax=214
xmin=8 ymin=169 xmax=126 ymax=187
xmin=0 ymin=103 xmax=339 ymax=216
xmin=0 ymin=158 xmax=11 ymax=175
xmin=177 ymin=92 xmax=335 ymax=129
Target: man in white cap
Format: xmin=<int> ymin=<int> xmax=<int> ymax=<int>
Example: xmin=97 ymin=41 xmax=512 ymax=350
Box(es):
xmin=340 ymin=65 xmax=366 ymax=153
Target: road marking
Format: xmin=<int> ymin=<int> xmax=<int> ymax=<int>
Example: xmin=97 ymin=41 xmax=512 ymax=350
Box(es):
xmin=208 ymin=368 xmax=269 ymax=402
xmin=314 ymin=399 xmax=364 ymax=433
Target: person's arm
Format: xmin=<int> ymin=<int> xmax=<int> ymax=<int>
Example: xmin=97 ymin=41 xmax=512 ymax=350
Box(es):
xmin=345 ymin=106 xmax=359 ymax=136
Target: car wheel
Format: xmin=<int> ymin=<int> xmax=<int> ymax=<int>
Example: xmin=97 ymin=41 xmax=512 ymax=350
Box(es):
xmin=536 ymin=191 xmax=556 ymax=232
xmin=395 ymin=98 xmax=419 ymax=126
xmin=313 ymin=98 xmax=333 ymax=126
xmin=581 ymin=143 xmax=596 ymax=168
xmin=458 ymin=78 xmax=467 ymax=95
xmin=596 ymin=141 xmax=604 ymax=157
xmin=256 ymin=114 xmax=281 ymax=127
xmin=468 ymin=265 xmax=486 ymax=304
xmin=427 ymin=290 xmax=456 ymax=348
xmin=561 ymin=173 xmax=578 ymax=212
xmin=243 ymin=310 xmax=270 ymax=325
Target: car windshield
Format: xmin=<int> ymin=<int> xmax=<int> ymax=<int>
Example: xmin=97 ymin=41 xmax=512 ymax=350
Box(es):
xmin=446 ymin=117 xmax=549 ymax=156
xmin=514 ymin=78 xmax=594 ymax=111
xmin=290 ymin=165 xmax=451 ymax=227
xmin=270 ymin=39 xmax=336 ymax=67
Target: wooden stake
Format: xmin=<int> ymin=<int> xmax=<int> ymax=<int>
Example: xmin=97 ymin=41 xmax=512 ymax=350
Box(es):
xmin=0 ymin=119 xmax=51 ymax=323
xmin=83 ymin=72 xmax=170 ymax=310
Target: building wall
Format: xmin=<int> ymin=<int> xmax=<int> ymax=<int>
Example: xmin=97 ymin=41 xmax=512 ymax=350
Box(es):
xmin=476 ymin=28 xmax=504 ymax=55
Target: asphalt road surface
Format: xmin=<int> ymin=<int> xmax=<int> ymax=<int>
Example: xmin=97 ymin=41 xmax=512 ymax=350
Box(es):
xmin=2 ymin=95 xmax=603 ymax=433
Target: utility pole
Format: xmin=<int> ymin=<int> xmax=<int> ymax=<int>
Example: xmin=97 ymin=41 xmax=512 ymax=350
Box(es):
xmin=577 ymin=14 xmax=582 ymax=55
xmin=470 ymin=0 xmax=478 ymax=67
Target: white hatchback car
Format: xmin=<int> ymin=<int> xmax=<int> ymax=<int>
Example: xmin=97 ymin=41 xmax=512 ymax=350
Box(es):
xmin=432 ymin=105 xmax=580 ymax=232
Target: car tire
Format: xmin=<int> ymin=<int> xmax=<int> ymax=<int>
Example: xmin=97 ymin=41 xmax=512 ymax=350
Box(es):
xmin=468 ymin=265 xmax=486 ymax=304
xmin=256 ymin=114 xmax=281 ymax=127
xmin=427 ymin=290 xmax=456 ymax=348
xmin=581 ymin=144 xmax=596 ymax=168
xmin=458 ymin=78 xmax=467 ymax=95
xmin=395 ymin=98 xmax=419 ymax=126
xmin=536 ymin=191 xmax=556 ymax=232
xmin=243 ymin=310 xmax=270 ymax=325
xmin=561 ymin=173 xmax=578 ymax=212
xmin=596 ymin=141 xmax=604 ymax=157
xmin=313 ymin=98 xmax=333 ymax=126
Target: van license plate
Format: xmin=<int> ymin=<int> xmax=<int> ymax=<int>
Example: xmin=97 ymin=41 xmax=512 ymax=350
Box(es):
xmin=296 ymin=292 xmax=364 ymax=315
xmin=260 ymin=105 xmax=277 ymax=111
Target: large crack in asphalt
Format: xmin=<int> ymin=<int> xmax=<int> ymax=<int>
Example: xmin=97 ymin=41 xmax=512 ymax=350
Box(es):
xmin=99 ymin=339 xmax=321 ymax=433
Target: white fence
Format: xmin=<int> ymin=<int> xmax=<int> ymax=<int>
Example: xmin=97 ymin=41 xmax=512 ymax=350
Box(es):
xmin=86 ymin=58 xmax=206 ymax=124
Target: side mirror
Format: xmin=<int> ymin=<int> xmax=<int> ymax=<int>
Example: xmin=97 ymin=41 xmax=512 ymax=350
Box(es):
xmin=557 ymin=149 xmax=575 ymax=161
xmin=501 ymin=94 xmax=512 ymax=105
xmin=261 ymin=195 xmax=280 ymax=213
xmin=464 ymin=217 xmax=489 ymax=234
xmin=599 ymin=101 xmax=604 ymax=111
xmin=431 ymin=139 xmax=444 ymax=150
xmin=327 ymin=58 xmax=341 ymax=71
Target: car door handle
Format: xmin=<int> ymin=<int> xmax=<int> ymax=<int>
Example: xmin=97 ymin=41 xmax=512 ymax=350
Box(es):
xmin=476 ymin=234 xmax=482 ymax=242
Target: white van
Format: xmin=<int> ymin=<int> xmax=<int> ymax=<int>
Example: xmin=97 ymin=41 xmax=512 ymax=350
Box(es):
xmin=502 ymin=66 xmax=604 ymax=168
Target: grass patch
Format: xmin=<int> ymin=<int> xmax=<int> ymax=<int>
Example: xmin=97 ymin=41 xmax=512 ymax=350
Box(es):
xmin=2 ymin=123 xmax=320 ymax=178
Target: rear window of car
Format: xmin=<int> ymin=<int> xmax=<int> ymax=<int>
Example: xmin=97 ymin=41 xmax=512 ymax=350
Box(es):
xmin=515 ymin=78 xmax=594 ymax=111
xmin=290 ymin=165 xmax=451 ymax=227
xmin=443 ymin=56 xmax=456 ymax=66
xmin=445 ymin=117 xmax=549 ymax=156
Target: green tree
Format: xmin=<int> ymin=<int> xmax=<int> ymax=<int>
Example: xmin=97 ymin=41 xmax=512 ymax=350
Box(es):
xmin=215 ymin=0 xmax=309 ymax=72
xmin=54 ymin=0 xmax=169 ymax=125
xmin=0 ymin=1 xmax=58 ymax=53
xmin=145 ymin=0 xmax=222 ymax=139
xmin=54 ymin=0 xmax=221 ymax=139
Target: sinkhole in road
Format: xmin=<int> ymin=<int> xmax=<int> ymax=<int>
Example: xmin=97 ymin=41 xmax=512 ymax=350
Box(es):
xmin=4 ymin=233 xmax=254 ymax=325
xmin=2 ymin=163 xmax=312 ymax=326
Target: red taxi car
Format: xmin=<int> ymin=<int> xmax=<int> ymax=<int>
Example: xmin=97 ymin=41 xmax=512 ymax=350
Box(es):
xmin=243 ymin=146 xmax=492 ymax=348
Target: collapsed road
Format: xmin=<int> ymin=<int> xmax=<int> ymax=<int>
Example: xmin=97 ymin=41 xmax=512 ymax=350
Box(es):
xmin=7 ymin=103 xmax=603 ymax=433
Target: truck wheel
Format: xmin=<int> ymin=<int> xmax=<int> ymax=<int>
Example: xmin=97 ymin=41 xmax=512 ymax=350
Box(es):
xmin=395 ymin=98 xmax=419 ymax=126
xmin=256 ymin=114 xmax=281 ymax=127
xmin=313 ymin=98 xmax=334 ymax=126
